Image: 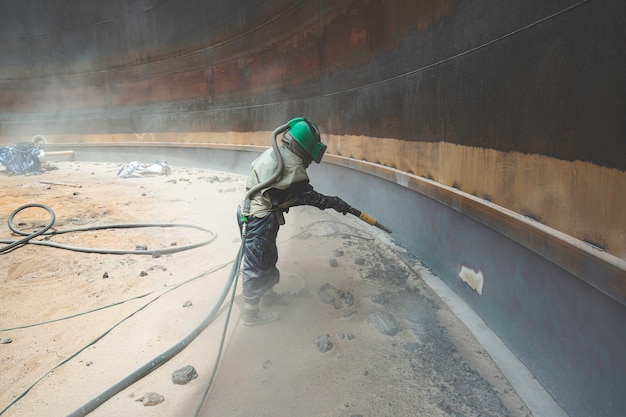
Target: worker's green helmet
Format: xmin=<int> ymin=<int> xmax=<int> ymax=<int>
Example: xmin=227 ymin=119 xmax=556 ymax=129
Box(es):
xmin=284 ymin=117 xmax=327 ymax=164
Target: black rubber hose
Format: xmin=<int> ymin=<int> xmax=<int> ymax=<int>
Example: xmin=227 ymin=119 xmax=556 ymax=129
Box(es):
xmin=1 ymin=205 xmax=217 ymax=255
xmin=193 ymin=123 xmax=289 ymax=415
xmin=12 ymin=123 xmax=288 ymax=415
xmin=192 ymin=245 xmax=241 ymax=417
xmin=0 ymin=204 xmax=55 ymax=254
xmin=242 ymin=122 xmax=288 ymax=216
xmin=66 ymin=243 xmax=244 ymax=417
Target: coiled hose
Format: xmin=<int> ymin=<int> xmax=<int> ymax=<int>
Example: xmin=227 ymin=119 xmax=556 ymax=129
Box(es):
xmin=1 ymin=124 xmax=289 ymax=416
xmin=0 ymin=204 xmax=217 ymax=255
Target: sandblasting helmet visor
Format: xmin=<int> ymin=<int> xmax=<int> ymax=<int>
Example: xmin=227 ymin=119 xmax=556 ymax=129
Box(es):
xmin=311 ymin=141 xmax=327 ymax=163
xmin=287 ymin=117 xmax=327 ymax=164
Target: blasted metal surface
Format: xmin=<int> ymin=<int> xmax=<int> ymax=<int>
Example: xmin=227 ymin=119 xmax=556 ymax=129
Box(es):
xmin=311 ymin=158 xmax=626 ymax=417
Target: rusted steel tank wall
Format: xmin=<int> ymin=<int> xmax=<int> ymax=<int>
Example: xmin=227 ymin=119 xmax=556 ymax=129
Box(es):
xmin=0 ymin=0 xmax=624 ymax=260
xmin=1 ymin=1 xmax=625 ymax=416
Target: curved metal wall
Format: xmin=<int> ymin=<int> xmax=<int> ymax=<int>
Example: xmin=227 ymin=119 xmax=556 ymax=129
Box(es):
xmin=1 ymin=1 xmax=625 ymax=415
xmin=0 ymin=0 xmax=624 ymax=260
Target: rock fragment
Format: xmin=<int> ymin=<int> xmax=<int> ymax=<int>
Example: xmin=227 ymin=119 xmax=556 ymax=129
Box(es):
xmin=318 ymin=283 xmax=354 ymax=309
xmin=136 ymin=392 xmax=164 ymax=406
xmin=172 ymin=365 xmax=198 ymax=385
xmin=371 ymin=293 xmax=389 ymax=305
xmin=368 ymin=311 xmax=400 ymax=336
xmin=315 ymin=334 xmax=333 ymax=353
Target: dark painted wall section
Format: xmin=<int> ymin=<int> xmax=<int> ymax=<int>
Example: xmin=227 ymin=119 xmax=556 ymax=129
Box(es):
xmin=0 ymin=0 xmax=624 ymax=169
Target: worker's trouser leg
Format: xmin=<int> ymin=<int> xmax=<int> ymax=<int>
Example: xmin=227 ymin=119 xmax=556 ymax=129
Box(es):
xmin=237 ymin=209 xmax=280 ymax=305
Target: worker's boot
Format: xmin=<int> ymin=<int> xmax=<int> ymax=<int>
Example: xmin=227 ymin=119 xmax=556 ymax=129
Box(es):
xmin=261 ymin=289 xmax=296 ymax=308
xmin=243 ymin=303 xmax=279 ymax=327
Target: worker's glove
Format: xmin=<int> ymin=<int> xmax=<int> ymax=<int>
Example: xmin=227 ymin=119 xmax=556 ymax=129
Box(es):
xmin=327 ymin=196 xmax=350 ymax=215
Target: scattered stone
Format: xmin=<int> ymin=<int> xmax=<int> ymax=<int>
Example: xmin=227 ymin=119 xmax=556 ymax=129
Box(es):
xmin=318 ymin=283 xmax=354 ymax=309
xmin=148 ymin=265 xmax=168 ymax=272
xmin=0 ymin=337 xmax=12 ymax=344
xmin=333 ymin=249 xmax=345 ymax=257
xmin=135 ymin=244 xmax=148 ymax=251
xmin=329 ymin=259 xmax=339 ymax=267
xmin=343 ymin=292 xmax=354 ymax=307
xmin=315 ymin=334 xmax=333 ymax=353
xmin=371 ymin=293 xmax=389 ymax=305
xmin=172 ymin=365 xmax=198 ymax=385
xmin=102 ymin=272 xmax=109 ymax=279
xmin=182 ymin=300 xmax=193 ymax=308
xmin=368 ymin=311 xmax=400 ymax=336
xmin=317 ymin=285 xmax=335 ymax=305
xmin=139 ymin=271 xmax=148 ymax=277
xmin=136 ymin=392 xmax=165 ymax=406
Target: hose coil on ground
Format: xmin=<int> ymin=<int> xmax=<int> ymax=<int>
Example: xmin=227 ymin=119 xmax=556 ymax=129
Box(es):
xmin=0 ymin=203 xmax=217 ymax=255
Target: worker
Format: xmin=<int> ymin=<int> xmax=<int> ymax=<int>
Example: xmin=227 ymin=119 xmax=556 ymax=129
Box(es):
xmin=237 ymin=117 xmax=350 ymax=326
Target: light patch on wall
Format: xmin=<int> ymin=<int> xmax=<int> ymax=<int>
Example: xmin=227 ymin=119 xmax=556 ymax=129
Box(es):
xmin=459 ymin=266 xmax=484 ymax=295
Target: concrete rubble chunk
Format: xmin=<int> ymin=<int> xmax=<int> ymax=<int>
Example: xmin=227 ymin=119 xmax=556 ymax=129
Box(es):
xmin=172 ymin=365 xmax=198 ymax=385
xmin=368 ymin=311 xmax=400 ymax=336
xmin=315 ymin=334 xmax=333 ymax=353
xmin=318 ymin=283 xmax=354 ymax=309
xmin=136 ymin=392 xmax=164 ymax=406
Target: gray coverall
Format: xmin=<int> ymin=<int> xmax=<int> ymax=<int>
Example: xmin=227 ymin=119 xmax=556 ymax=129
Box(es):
xmin=238 ymin=145 xmax=336 ymax=305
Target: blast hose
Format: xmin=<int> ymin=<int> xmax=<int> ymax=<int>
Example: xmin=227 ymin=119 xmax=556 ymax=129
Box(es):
xmin=193 ymin=122 xmax=289 ymax=415
xmin=65 ymin=124 xmax=290 ymax=417
xmin=242 ymin=123 xmax=289 ymax=221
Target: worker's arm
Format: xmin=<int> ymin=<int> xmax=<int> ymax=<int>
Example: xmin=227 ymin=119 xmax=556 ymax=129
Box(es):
xmin=269 ymin=181 xmax=349 ymax=214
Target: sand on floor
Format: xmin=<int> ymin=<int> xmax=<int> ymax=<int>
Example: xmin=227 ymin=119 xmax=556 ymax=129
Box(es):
xmin=0 ymin=161 xmax=531 ymax=417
